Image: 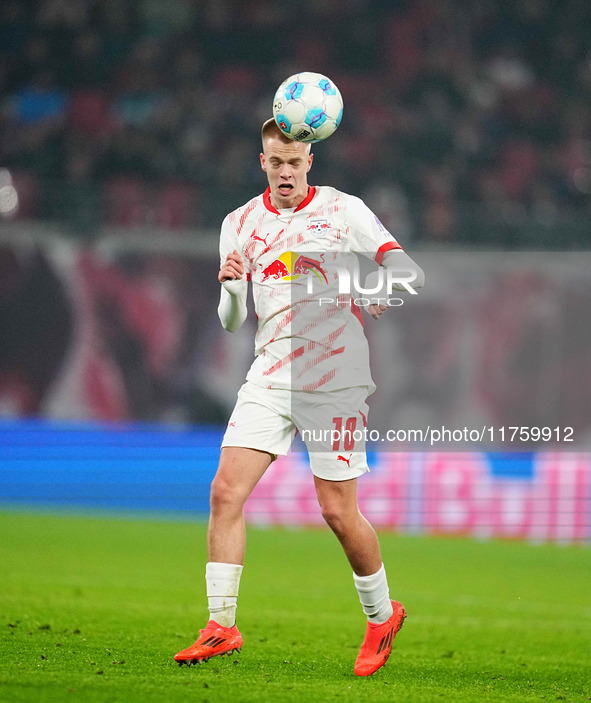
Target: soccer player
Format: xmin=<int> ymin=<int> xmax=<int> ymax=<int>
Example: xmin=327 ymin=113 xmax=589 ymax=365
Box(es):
xmin=174 ymin=119 xmax=425 ymax=676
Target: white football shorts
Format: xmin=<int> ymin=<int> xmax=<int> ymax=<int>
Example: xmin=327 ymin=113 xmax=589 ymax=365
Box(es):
xmin=221 ymin=381 xmax=371 ymax=481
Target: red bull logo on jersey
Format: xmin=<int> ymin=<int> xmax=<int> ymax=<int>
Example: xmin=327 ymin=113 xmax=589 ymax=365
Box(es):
xmin=260 ymin=251 xmax=329 ymax=284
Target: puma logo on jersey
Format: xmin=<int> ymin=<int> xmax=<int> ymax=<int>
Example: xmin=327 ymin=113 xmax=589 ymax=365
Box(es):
xmin=337 ymin=453 xmax=353 ymax=467
xmin=251 ymin=233 xmax=270 ymax=246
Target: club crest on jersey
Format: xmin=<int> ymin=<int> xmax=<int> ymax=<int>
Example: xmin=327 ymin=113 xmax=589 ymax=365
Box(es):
xmin=307 ymin=219 xmax=330 ymax=237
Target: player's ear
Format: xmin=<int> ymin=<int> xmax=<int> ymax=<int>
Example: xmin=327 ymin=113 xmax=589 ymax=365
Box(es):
xmin=306 ymin=152 xmax=313 ymax=172
xmin=260 ymin=152 xmax=267 ymax=172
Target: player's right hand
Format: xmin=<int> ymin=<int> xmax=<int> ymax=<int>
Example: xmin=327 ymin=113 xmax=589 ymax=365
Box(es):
xmin=219 ymin=250 xmax=244 ymax=282
xmin=368 ymin=303 xmax=388 ymax=320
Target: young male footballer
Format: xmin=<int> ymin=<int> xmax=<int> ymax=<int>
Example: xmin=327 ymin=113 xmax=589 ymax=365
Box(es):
xmin=174 ymin=119 xmax=425 ymax=676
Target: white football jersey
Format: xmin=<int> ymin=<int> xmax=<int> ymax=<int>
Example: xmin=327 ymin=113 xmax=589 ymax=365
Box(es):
xmin=219 ymin=185 xmax=401 ymax=392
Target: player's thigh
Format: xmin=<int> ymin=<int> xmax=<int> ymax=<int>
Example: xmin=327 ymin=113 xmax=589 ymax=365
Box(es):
xmin=222 ymin=382 xmax=295 ymax=458
xmin=211 ymin=446 xmax=274 ymax=507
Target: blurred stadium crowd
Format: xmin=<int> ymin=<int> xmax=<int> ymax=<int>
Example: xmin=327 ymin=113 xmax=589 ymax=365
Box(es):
xmin=1 ymin=0 xmax=591 ymax=246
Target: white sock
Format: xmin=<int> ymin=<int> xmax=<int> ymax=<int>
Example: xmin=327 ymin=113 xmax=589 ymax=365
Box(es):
xmin=206 ymin=562 xmax=243 ymax=628
xmin=353 ymin=563 xmax=394 ymax=624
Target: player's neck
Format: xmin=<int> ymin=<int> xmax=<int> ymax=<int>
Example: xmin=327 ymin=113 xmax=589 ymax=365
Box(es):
xmin=269 ymin=186 xmax=313 ymax=212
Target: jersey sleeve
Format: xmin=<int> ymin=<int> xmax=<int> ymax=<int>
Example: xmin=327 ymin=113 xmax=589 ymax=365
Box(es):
xmin=219 ymin=215 xmax=238 ymax=265
xmin=219 ymin=214 xmax=251 ymax=280
xmin=346 ymin=195 xmax=403 ymax=264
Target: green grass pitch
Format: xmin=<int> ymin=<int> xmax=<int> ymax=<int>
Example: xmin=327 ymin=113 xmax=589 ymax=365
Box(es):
xmin=1 ymin=511 xmax=590 ymax=703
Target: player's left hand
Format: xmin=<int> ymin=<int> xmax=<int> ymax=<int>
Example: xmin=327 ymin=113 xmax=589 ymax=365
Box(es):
xmin=368 ymin=304 xmax=388 ymax=320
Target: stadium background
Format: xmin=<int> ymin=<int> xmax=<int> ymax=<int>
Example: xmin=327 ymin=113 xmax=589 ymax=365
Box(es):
xmin=1 ymin=0 xmax=590 ymax=542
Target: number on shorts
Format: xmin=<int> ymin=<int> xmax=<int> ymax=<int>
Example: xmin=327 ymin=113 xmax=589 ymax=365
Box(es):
xmin=332 ymin=416 xmax=357 ymax=451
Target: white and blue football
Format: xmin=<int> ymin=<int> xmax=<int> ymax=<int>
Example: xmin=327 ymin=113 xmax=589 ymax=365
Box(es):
xmin=272 ymin=72 xmax=343 ymax=143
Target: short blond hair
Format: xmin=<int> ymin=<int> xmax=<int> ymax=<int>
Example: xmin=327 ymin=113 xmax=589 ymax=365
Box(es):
xmin=261 ymin=118 xmax=311 ymax=153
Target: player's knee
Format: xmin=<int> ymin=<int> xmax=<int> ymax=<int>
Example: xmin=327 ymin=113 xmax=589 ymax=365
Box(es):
xmin=210 ymin=474 xmax=244 ymax=514
xmin=320 ymin=503 xmax=350 ymax=538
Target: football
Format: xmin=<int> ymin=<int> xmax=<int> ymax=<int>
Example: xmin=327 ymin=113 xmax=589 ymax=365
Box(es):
xmin=272 ymin=72 xmax=343 ymax=143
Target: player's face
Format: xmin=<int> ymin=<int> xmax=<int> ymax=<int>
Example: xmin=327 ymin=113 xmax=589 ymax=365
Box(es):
xmin=260 ymin=137 xmax=313 ymax=209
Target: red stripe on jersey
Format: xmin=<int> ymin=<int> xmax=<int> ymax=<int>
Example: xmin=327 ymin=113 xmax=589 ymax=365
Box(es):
xmin=302 ymin=369 xmax=337 ymax=391
xmin=295 ymin=345 xmax=345 ymax=380
xmin=375 ymin=240 xmax=402 ymax=265
xmin=237 ymin=200 xmax=258 ymax=236
xmin=262 ymin=345 xmax=305 ymax=376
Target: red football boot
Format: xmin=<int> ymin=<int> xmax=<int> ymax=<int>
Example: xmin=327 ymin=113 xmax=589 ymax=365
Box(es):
xmin=174 ymin=620 xmax=243 ymax=666
xmin=354 ymin=600 xmax=406 ymax=676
